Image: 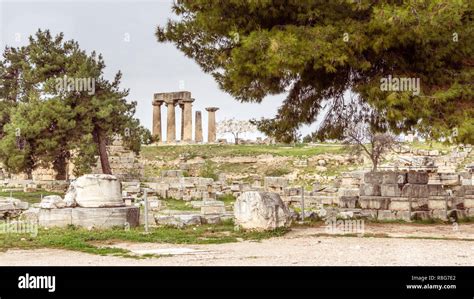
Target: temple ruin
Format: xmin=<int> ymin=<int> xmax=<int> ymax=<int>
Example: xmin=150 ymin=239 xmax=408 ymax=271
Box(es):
xmin=152 ymin=91 xmax=218 ymax=144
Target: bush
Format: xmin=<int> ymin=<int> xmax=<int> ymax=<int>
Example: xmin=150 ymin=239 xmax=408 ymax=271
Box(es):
xmin=199 ymin=161 xmax=218 ymax=181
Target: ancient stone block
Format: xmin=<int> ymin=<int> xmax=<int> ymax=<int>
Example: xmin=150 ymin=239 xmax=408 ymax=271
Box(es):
xmin=431 ymin=209 xmax=448 ymax=220
xmin=359 ymin=184 xmax=381 ymax=196
xmin=411 ymin=198 xmax=429 ymax=211
xmin=38 ymin=208 xmax=73 ymax=227
xmin=465 ymin=196 xmax=474 ymax=208
xmin=428 ymin=198 xmax=447 ymax=210
xmin=402 ymin=184 xmax=429 ymax=198
xmin=200 ymin=200 xmax=226 ymax=215
xmin=234 ymin=191 xmax=292 ymax=230
xmin=75 ymin=207 xmax=139 ymax=228
xmin=364 ymin=172 xmax=384 ymax=184
xmin=339 ymin=196 xmax=359 ymax=208
xmin=427 ymin=185 xmax=448 ymax=196
xmin=338 ymin=188 xmax=360 ymax=197
xmin=377 ymin=210 xmax=397 ymax=221
xmin=358 ymin=196 xmax=390 ymax=210
xmin=381 ymin=184 xmax=403 ymax=197
xmin=439 ymin=173 xmax=460 ymax=186
xmin=382 ymin=172 xmax=407 ymax=184
xmin=394 ymin=211 xmax=410 ymax=221
xmin=202 ymin=214 xmax=221 ymax=225
xmin=407 ymin=171 xmax=429 ymax=184
xmin=389 ymin=199 xmax=411 ymax=211
xmin=359 ymin=209 xmax=378 ymax=219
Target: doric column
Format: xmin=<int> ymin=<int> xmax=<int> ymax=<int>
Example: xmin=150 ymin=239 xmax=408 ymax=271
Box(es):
xmin=179 ymin=102 xmax=185 ymax=140
xmin=152 ymin=99 xmax=164 ymax=142
xmin=166 ymin=100 xmax=177 ymax=143
xmin=195 ymin=111 xmax=203 ymax=143
xmin=205 ymin=107 xmax=219 ymax=143
xmin=182 ymin=98 xmax=194 ymax=142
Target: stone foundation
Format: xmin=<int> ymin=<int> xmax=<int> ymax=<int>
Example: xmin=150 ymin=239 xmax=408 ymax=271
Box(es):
xmin=37 ymin=206 xmax=139 ymax=228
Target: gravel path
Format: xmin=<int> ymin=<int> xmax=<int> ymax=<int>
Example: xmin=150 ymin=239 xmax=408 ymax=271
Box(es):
xmin=1 ymin=223 xmax=473 ymax=266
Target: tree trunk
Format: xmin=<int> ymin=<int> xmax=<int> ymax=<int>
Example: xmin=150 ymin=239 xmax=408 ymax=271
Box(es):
xmin=53 ymin=155 xmax=67 ymax=180
xmin=372 ymin=158 xmax=378 ymax=172
xmin=234 ymin=133 xmax=239 ymax=145
xmin=97 ymin=130 xmax=112 ymax=174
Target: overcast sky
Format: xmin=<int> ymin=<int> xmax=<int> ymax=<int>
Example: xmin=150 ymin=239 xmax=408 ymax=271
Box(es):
xmin=1 ymin=0 xmax=320 ymax=141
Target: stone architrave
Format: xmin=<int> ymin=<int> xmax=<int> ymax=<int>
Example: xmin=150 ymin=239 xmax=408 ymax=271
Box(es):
xmin=205 ymin=107 xmax=219 ymax=143
xmin=195 ymin=111 xmax=203 ymax=142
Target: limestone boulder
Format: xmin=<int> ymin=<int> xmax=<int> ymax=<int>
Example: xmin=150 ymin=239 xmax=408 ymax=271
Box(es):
xmin=234 ymin=191 xmax=292 ymax=230
xmin=67 ymin=174 xmax=124 ymax=208
xmin=39 ymin=195 xmax=65 ymax=209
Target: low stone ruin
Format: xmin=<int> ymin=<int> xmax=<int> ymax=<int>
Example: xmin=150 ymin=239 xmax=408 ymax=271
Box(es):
xmin=340 ymin=170 xmax=474 ymax=221
xmin=0 ymin=197 xmax=29 ymax=219
xmin=32 ymin=174 xmax=139 ymax=229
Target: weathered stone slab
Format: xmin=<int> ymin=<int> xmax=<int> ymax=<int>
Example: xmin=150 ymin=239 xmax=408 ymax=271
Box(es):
xmin=402 ymin=184 xmax=429 ymax=198
xmin=200 ymin=200 xmax=226 ymax=215
xmin=439 ymin=173 xmax=460 ymax=186
xmin=358 ymin=196 xmax=390 ymax=210
xmin=381 ymin=184 xmax=403 ymax=197
xmin=72 ymin=207 xmax=139 ymax=228
xmin=38 ymin=207 xmax=139 ymax=228
xmin=407 ymin=172 xmax=429 ymax=184
xmin=428 ymin=198 xmax=447 ymax=210
xmin=338 ymin=188 xmax=360 ymax=197
xmin=427 ymin=185 xmax=448 ymax=196
xmin=389 ymin=199 xmax=411 ymax=211
xmin=359 ymin=184 xmax=381 ymax=196
xmin=234 ymin=191 xmax=292 ymax=230
xmin=377 ymin=210 xmax=397 ymax=221
xmin=38 ymin=208 xmax=72 ymax=227
xmin=202 ymin=214 xmax=221 ymax=224
xmin=382 ymin=172 xmax=407 ymax=184
xmin=364 ymin=172 xmax=384 ymax=184
xmin=339 ymin=196 xmax=359 ymax=209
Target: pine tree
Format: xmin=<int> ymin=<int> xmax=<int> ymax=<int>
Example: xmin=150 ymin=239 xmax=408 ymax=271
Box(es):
xmin=0 ymin=30 xmax=149 ymax=177
xmin=157 ymin=0 xmax=473 ymax=143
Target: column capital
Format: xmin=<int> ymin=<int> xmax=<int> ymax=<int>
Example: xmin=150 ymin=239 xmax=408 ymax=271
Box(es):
xmin=179 ymin=98 xmax=195 ymax=104
xmin=205 ymin=107 xmax=219 ymax=112
xmin=152 ymin=99 xmax=164 ymax=106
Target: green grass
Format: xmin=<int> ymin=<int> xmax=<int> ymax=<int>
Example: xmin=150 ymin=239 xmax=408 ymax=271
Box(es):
xmin=217 ymin=194 xmax=236 ymax=210
xmin=161 ymin=198 xmax=198 ymax=211
xmin=141 ymin=144 xmax=346 ymax=161
xmin=408 ymin=141 xmax=452 ymax=151
xmin=0 ymin=190 xmax=64 ymax=204
xmin=0 ymin=221 xmax=289 ymax=257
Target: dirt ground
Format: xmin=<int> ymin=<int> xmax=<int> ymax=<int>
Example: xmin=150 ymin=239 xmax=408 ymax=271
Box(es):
xmin=1 ymin=223 xmax=473 ymax=266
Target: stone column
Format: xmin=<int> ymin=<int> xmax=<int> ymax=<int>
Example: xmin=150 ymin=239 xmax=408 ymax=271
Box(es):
xmin=205 ymin=107 xmax=219 ymax=143
xmin=152 ymin=99 xmax=163 ymax=142
xmin=195 ymin=111 xmax=203 ymax=142
xmin=179 ymin=102 xmax=185 ymax=140
xmin=182 ymin=98 xmax=194 ymax=142
xmin=166 ymin=100 xmax=177 ymax=143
